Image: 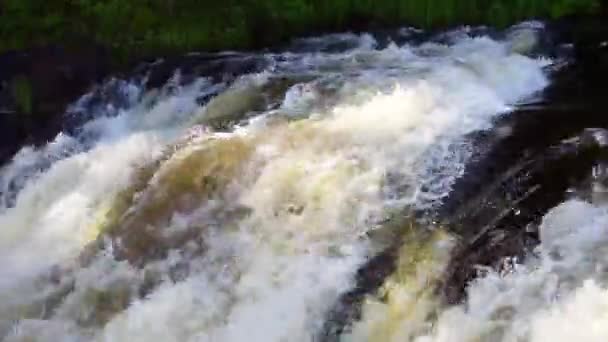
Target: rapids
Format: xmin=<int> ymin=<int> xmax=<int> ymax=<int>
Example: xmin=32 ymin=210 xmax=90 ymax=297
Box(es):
xmin=0 ymin=21 xmax=606 ymax=341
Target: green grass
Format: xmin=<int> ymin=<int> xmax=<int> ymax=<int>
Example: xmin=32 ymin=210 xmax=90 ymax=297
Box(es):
xmin=0 ymin=0 xmax=601 ymax=61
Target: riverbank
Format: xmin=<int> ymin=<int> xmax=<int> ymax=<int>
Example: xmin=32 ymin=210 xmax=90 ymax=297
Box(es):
xmin=0 ymin=0 xmax=601 ymax=61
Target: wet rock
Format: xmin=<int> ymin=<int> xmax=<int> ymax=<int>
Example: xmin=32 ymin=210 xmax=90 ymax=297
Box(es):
xmin=439 ymin=32 xmax=608 ymax=303
xmin=319 ymin=244 xmax=400 ymax=340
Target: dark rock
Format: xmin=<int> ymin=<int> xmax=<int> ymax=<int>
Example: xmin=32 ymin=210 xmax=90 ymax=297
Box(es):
xmin=319 ymin=245 xmax=400 ymax=341
xmin=0 ymin=45 xmax=111 ymax=165
xmin=438 ymin=18 xmax=608 ymax=304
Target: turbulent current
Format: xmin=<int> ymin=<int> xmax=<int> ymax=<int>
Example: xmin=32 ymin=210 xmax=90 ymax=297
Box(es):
xmin=0 ymin=22 xmax=607 ymax=341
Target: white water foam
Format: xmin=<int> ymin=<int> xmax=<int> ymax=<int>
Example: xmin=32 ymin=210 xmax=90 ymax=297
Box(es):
xmin=0 ymin=26 xmax=550 ymax=341
xmin=410 ymin=198 xmax=608 ymax=342
xmin=0 ymin=78 xmax=213 ymax=334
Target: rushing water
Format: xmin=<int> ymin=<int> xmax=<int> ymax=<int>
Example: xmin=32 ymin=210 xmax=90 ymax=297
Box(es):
xmin=0 ymin=22 xmax=606 ymax=341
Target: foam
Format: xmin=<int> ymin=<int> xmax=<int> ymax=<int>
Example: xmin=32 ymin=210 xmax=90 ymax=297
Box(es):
xmin=414 ymin=199 xmax=608 ymax=342
xmin=0 ymin=25 xmax=551 ymax=341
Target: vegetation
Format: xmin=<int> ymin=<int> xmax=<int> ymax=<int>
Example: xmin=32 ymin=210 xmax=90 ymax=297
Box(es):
xmin=10 ymin=75 xmax=33 ymax=115
xmin=0 ymin=0 xmax=601 ymax=60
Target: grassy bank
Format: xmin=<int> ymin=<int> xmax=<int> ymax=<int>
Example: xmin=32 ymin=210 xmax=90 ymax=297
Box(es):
xmin=0 ymin=0 xmax=601 ymax=60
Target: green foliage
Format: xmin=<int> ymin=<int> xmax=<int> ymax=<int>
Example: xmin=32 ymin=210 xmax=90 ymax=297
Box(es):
xmin=10 ymin=75 xmax=33 ymax=115
xmin=0 ymin=0 xmax=601 ymax=61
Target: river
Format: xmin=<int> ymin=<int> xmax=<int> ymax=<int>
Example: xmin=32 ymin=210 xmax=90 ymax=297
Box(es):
xmin=0 ymin=21 xmax=607 ymax=341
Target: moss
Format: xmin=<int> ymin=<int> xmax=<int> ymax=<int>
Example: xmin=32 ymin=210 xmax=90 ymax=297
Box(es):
xmin=10 ymin=75 xmax=33 ymax=115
